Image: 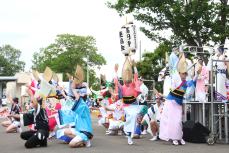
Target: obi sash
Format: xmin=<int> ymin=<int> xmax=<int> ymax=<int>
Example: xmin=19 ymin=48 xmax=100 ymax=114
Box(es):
xmin=169 ymin=88 xmax=185 ymax=99
xmin=123 ymin=96 xmax=136 ymax=104
xmin=167 ymin=81 xmax=186 ymax=105
xmin=164 ymin=67 xmax=170 ymax=76
xmin=216 ymin=69 xmax=226 ymax=74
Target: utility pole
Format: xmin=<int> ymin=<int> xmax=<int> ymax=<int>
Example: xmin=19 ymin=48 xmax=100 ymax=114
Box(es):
xmin=87 ymin=55 xmax=89 ymax=87
xmin=139 ymin=40 xmax=142 ymax=61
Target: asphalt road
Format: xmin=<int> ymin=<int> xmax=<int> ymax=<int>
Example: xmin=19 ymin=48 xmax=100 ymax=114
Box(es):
xmin=0 ymin=117 xmax=229 ymax=153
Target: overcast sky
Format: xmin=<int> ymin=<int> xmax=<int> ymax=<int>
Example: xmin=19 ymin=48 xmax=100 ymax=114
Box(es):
xmin=0 ymin=0 xmax=158 ymax=80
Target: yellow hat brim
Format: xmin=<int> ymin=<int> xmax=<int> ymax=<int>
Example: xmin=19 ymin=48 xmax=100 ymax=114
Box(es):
xmin=43 ymin=67 xmax=53 ymax=82
xmin=74 ymin=65 xmax=84 ymax=84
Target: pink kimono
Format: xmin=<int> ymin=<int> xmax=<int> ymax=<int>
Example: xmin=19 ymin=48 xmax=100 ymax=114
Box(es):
xmin=117 ymin=73 xmax=142 ymax=137
xmin=122 ymin=73 xmax=141 ymax=99
xmin=195 ymin=66 xmax=209 ymax=102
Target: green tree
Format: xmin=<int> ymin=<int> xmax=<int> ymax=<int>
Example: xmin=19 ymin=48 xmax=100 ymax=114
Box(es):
xmin=32 ymin=34 xmax=106 ymax=87
xmin=0 ymin=45 xmax=25 ymax=76
xmin=108 ymin=0 xmax=228 ymax=47
xmin=137 ymin=42 xmax=171 ymax=92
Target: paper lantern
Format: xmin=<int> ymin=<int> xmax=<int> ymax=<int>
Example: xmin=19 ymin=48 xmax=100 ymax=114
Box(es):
xmin=119 ymin=26 xmax=129 ymax=56
xmin=126 ymin=23 xmax=137 ymax=55
xmin=119 ymin=22 xmax=137 ymax=56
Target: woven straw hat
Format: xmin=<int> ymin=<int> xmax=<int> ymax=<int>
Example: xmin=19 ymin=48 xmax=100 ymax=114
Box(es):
xmin=177 ymin=53 xmax=188 ymax=73
xmin=122 ymin=57 xmax=133 ymax=83
xmin=52 ymin=72 xmax=59 ymax=82
xmin=100 ymin=74 xmax=106 ymax=87
xmin=43 ymin=67 xmax=53 ymax=82
xmin=32 ymin=70 xmax=40 ymax=81
xmin=74 ymin=65 xmax=84 ymax=84
xmin=165 ymin=52 xmax=169 ymax=64
xmin=100 ymin=74 xmax=106 ymax=82
xmin=66 ymin=73 xmax=73 ymax=79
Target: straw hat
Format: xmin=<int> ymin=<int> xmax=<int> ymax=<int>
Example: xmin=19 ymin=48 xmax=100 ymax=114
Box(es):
xmin=32 ymin=70 xmax=40 ymax=81
xmin=66 ymin=73 xmax=73 ymax=79
xmin=100 ymin=74 xmax=106 ymax=88
xmin=122 ymin=58 xmax=133 ymax=83
xmin=165 ymin=52 xmax=169 ymax=64
xmin=43 ymin=67 xmax=53 ymax=82
xmin=100 ymin=74 xmax=106 ymax=83
xmin=52 ymin=72 xmax=59 ymax=82
xmin=74 ymin=65 xmax=84 ymax=84
xmin=177 ymin=53 xmax=188 ymax=73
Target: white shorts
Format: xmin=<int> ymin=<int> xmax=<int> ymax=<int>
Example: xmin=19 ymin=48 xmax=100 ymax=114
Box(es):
xmin=70 ymin=128 xmax=77 ymax=136
xmin=12 ymin=120 xmax=20 ymax=127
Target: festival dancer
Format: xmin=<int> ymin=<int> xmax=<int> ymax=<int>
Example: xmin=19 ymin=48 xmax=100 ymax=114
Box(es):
xmin=104 ymin=99 xmax=125 ymax=135
xmin=169 ymin=46 xmax=180 ymax=78
xmin=210 ymin=47 xmax=228 ymax=102
xmin=158 ymin=65 xmax=171 ymax=97
xmin=195 ymin=57 xmax=209 ymax=103
xmin=99 ymin=90 xmax=117 ymax=133
xmin=161 ymin=46 xmax=181 ymax=98
xmin=56 ymin=65 xmax=93 ymax=148
xmin=46 ymin=98 xmax=61 ymax=138
xmin=8 ymin=97 xmax=49 ymax=148
xmin=114 ymin=60 xmax=142 ymax=145
xmin=26 ymin=70 xmax=41 ymax=100
xmin=91 ymin=75 xmax=118 ymax=132
xmin=159 ymin=52 xmax=201 ymax=145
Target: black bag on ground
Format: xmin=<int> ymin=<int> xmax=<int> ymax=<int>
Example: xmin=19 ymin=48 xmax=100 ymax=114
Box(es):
xmin=183 ymin=120 xmax=210 ymax=143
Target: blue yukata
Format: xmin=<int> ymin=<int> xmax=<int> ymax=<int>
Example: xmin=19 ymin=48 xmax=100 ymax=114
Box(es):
xmin=57 ymin=84 xmax=89 ymax=126
xmin=56 ymin=83 xmax=93 ymax=142
xmin=71 ymin=97 xmax=93 ymax=141
xmin=56 ymin=97 xmax=93 ymax=142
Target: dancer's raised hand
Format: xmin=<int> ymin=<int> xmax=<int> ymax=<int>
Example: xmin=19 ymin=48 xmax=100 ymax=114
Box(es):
xmin=114 ymin=64 xmax=119 ymax=72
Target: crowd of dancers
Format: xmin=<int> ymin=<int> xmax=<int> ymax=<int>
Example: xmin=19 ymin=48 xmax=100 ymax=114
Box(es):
xmin=0 ymin=45 xmax=228 ymax=149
